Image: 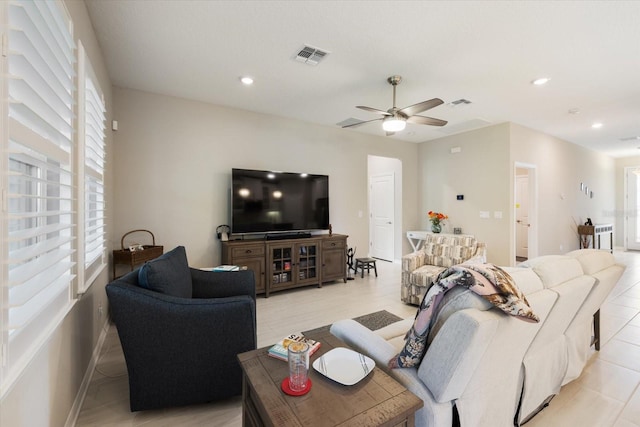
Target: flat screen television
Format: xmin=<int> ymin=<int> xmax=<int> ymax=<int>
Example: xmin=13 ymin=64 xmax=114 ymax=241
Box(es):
xmin=231 ymin=168 xmax=329 ymax=234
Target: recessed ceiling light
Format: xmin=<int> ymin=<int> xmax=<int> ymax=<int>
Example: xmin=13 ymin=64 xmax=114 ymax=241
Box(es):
xmin=592 ymin=122 xmax=603 ymax=129
xmin=240 ymin=76 xmax=254 ymax=85
xmin=531 ymin=77 xmax=551 ymax=86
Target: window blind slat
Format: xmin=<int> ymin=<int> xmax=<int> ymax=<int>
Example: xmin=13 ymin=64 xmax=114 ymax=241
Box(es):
xmin=8 ymin=247 xmax=75 ymax=288
xmin=8 ymin=235 xmax=74 ymax=264
xmin=9 ymin=118 xmax=72 ymax=162
xmin=9 ymin=78 xmax=73 ymax=143
xmin=8 ymin=271 xmax=74 ymax=330
xmin=8 ymin=221 xmax=73 ymax=242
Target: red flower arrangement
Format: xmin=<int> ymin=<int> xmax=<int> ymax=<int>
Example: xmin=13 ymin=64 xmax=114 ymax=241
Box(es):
xmin=428 ymin=211 xmax=448 ymax=226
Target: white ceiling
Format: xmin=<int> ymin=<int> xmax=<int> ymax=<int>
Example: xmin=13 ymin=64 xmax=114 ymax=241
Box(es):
xmin=85 ymin=0 xmax=640 ymax=158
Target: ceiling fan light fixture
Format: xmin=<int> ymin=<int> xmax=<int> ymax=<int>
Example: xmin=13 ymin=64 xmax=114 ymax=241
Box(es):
xmin=382 ymin=117 xmax=406 ymax=132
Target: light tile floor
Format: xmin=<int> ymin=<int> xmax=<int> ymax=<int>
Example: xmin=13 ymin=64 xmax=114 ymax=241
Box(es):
xmin=76 ymin=251 xmax=640 ymax=426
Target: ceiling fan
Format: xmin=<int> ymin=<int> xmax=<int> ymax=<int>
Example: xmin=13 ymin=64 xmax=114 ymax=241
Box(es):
xmin=342 ymin=75 xmax=447 ymax=136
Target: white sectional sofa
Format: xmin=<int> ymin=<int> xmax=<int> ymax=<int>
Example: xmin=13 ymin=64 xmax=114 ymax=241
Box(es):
xmin=330 ymin=249 xmax=624 ymax=427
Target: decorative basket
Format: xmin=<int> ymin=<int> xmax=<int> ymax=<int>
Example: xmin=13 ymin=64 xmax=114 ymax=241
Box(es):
xmin=112 ymin=229 xmax=163 ymax=277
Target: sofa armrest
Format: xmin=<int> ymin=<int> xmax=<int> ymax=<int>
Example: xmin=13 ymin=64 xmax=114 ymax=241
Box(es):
xmin=418 ymin=308 xmax=499 ymax=402
xmin=402 ymin=251 xmax=426 ymax=273
xmin=191 ymin=268 xmax=256 ymax=301
xmin=330 ymin=319 xmax=456 ymax=426
xmin=472 ymin=243 xmax=488 ymax=263
xmin=330 ymin=319 xmax=398 ymax=367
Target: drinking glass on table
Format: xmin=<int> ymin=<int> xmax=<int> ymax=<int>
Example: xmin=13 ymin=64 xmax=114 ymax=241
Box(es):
xmin=288 ymin=342 xmax=309 ymax=392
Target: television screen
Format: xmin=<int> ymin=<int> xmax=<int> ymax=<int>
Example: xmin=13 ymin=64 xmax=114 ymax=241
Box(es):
xmin=231 ymin=168 xmax=329 ymax=234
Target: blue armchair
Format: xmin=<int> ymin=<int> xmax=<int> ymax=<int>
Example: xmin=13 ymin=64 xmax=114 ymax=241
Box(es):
xmin=105 ymin=246 xmax=257 ymax=411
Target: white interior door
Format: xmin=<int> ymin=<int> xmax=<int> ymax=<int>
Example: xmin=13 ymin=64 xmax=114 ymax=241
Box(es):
xmin=516 ymin=174 xmax=530 ymax=258
xmin=370 ymin=173 xmax=394 ymax=261
xmin=625 ymin=167 xmax=640 ymax=250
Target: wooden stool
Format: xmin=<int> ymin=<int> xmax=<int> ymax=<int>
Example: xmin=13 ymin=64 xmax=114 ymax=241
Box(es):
xmin=355 ymin=257 xmax=378 ymax=278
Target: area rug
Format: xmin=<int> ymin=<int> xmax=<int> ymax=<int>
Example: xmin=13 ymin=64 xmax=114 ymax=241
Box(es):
xmin=302 ymin=310 xmax=404 ymax=336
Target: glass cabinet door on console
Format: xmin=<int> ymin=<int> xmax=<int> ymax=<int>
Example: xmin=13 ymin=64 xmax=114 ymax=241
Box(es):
xmin=270 ymin=245 xmax=294 ymax=289
xmin=296 ymin=243 xmax=318 ymax=285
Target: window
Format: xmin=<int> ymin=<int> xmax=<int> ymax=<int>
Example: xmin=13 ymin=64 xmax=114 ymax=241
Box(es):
xmin=1 ymin=0 xmax=75 ymax=392
xmin=77 ymin=43 xmax=106 ymax=293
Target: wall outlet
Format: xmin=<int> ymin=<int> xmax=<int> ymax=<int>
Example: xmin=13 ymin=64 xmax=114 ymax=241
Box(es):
xmin=98 ymin=304 xmax=104 ymax=318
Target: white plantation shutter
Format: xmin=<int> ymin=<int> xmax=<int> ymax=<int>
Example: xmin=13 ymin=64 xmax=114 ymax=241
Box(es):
xmin=2 ymin=0 xmax=75 ymax=390
xmin=78 ymin=45 xmax=106 ymax=292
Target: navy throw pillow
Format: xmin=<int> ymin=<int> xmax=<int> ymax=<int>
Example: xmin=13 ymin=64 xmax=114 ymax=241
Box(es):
xmin=138 ymin=246 xmax=193 ymax=298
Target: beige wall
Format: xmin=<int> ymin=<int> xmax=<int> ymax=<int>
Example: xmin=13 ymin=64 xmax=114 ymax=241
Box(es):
xmin=0 ymin=1 xmax=114 ymax=426
xmin=419 ymin=123 xmax=512 ymax=265
xmin=112 ymin=87 xmax=421 ymax=268
xmin=417 ymin=122 xmax=616 ymax=266
xmin=510 ymin=123 xmax=616 ymax=257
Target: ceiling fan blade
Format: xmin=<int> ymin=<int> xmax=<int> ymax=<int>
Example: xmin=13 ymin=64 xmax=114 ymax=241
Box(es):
xmin=398 ymin=98 xmax=444 ymax=117
xmin=342 ymin=117 xmax=383 ymax=128
xmin=356 ymin=106 xmax=392 ymax=116
xmin=406 ymin=115 xmax=448 ymax=127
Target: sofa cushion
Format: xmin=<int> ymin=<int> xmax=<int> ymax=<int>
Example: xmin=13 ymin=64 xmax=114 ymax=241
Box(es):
xmin=520 ymin=255 xmax=584 ymax=288
xmin=566 ymin=249 xmax=616 ymax=275
xmin=138 ymin=246 xmax=193 ymax=298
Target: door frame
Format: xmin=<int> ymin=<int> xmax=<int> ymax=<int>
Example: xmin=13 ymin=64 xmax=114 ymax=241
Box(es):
xmin=367 ymin=155 xmax=402 ymax=263
xmin=513 ymin=162 xmax=538 ymax=265
xmin=369 ymin=172 xmax=395 ymax=262
xmin=623 ymin=166 xmax=640 ymax=250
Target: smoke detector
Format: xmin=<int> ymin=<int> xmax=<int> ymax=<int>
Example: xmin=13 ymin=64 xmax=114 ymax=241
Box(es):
xmin=294 ymin=45 xmax=330 ymax=66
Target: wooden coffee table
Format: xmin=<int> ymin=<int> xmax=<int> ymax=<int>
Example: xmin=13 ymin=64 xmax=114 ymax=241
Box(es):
xmin=237 ymin=328 xmax=423 ymax=426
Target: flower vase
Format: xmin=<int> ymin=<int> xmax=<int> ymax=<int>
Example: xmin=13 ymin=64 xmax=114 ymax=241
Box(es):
xmin=431 ymin=223 xmax=442 ymax=234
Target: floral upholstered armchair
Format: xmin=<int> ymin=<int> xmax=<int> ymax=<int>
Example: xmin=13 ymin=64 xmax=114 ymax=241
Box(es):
xmin=401 ymin=234 xmax=487 ymax=304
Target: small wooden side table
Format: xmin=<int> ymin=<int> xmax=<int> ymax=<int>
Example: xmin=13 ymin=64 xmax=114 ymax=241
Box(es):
xmin=112 ymin=229 xmax=163 ymax=278
xmin=577 ymin=224 xmax=613 ymax=254
xmin=238 ymin=328 xmax=423 ymax=427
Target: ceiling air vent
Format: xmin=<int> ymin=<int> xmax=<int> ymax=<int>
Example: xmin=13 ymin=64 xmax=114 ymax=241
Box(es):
xmin=294 ymin=45 xmax=330 ymax=66
xmin=448 ymin=99 xmax=472 ymax=109
xmin=620 ymin=136 xmax=640 ymax=142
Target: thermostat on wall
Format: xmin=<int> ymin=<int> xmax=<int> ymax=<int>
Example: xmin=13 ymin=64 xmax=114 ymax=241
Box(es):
xmin=457 ymin=195 xmax=464 ymax=200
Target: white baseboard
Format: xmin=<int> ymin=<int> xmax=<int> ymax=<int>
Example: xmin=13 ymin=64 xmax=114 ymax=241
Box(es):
xmin=64 ymin=317 xmax=111 ymax=427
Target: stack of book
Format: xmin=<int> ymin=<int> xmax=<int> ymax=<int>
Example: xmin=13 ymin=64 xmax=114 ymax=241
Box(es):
xmin=268 ymin=333 xmax=321 ymax=361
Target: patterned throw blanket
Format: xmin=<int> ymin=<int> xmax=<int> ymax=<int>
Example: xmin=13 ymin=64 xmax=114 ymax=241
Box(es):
xmin=389 ymin=263 xmax=540 ymax=369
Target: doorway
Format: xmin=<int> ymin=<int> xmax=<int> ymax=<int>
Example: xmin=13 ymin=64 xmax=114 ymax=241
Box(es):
xmin=370 ymin=173 xmax=394 ymax=261
xmin=514 ymin=163 xmax=538 ymax=264
xmin=368 ymin=156 xmax=402 ymax=262
xmin=624 ymin=167 xmax=640 ymax=250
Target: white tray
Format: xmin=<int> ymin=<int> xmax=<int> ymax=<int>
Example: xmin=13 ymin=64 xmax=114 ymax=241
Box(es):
xmin=312 ymin=347 xmax=375 ymax=386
